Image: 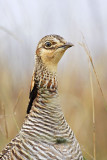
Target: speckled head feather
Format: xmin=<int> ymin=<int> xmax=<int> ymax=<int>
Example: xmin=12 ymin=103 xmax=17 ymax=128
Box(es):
xmin=36 ymin=34 xmax=74 ymax=71
xmin=37 ymin=34 xmax=66 ymax=49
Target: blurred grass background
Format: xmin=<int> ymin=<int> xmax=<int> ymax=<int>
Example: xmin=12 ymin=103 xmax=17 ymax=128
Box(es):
xmin=0 ymin=0 xmax=107 ymax=159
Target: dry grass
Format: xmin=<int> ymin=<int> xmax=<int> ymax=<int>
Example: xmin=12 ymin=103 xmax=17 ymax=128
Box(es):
xmin=79 ymin=37 xmax=107 ymax=159
xmin=80 ymin=38 xmax=96 ymax=160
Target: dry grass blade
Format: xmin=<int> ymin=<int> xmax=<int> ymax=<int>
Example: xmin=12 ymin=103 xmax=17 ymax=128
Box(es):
xmin=11 ymin=114 xmax=20 ymax=132
xmin=12 ymin=89 xmax=23 ymax=132
xmin=79 ymin=38 xmax=107 ymax=110
xmin=79 ymin=36 xmax=97 ymax=160
xmin=82 ymin=146 xmax=94 ymax=160
xmin=13 ymin=89 xmax=23 ymax=114
xmin=0 ymin=126 xmax=5 ymax=136
xmin=0 ymin=26 xmax=23 ymax=43
xmin=2 ymin=103 xmax=8 ymax=139
xmin=88 ymin=60 xmax=96 ymax=160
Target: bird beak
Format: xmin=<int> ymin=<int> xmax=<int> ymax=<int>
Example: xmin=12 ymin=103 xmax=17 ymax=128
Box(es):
xmin=58 ymin=42 xmax=74 ymax=49
xmin=64 ymin=42 xmax=74 ymax=48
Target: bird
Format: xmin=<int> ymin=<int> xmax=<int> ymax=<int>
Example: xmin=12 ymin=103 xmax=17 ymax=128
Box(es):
xmin=0 ymin=35 xmax=83 ymax=160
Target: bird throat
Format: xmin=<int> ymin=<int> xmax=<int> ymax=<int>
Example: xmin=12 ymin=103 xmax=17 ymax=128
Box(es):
xmin=32 ymin=56 xmax=60 ymax=114
xmin=35 ymin=57 xmax=58 ymax=91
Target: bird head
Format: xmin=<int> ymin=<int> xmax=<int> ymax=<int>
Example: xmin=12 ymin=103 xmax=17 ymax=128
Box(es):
xmin=36 ymin=35 xmax=74 ymax=72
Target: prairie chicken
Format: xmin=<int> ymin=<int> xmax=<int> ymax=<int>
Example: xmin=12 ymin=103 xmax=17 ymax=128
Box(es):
xmin=0 ymin=35 xmax=83 ymax=160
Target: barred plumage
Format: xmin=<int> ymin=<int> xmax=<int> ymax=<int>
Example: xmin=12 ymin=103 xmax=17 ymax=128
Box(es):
xmin=0 ymin=35 xmax=83 ymax=160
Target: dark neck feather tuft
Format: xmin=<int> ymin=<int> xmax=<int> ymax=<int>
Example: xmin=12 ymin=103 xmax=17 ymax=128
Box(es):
xmin=27 ymin=56 xmax=57 ymax=114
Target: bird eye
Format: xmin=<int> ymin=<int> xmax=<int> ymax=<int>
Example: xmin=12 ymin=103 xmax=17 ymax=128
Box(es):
xmin=45 ymin=41 xmax=52 ymax=48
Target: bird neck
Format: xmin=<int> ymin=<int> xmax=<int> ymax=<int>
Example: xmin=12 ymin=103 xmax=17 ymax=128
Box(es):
xmin=35 ymin=56 xmax=58 ymax=91
xmin=21 ymin=56 xmax=72 ymax=144
xmin=32 ymin=56 xmax=64 ymax=125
